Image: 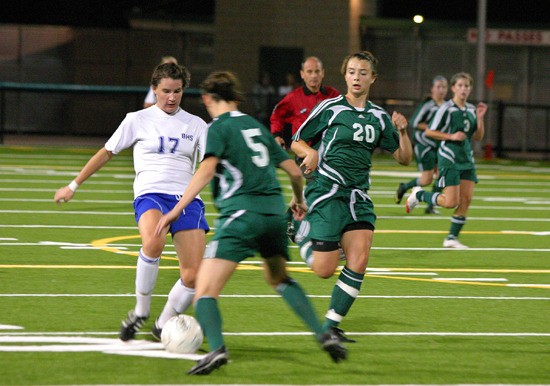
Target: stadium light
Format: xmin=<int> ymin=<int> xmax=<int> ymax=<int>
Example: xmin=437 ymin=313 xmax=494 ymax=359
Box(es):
xmin=413 ymin=15 xmax=424 ymax=24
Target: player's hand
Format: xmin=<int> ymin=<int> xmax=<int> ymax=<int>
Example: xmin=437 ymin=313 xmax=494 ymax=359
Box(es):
xmin=154 ymin=211 xmax=178 ymax=236
xmin=300 ymin=149 xmax=318 ymax=175
xmin=451 ymin=132 xmax=467 ymax=141
xmin=392 ymin=111 xmax=408 ymax=132
xmin=289 ymin=197 xmax=307 ymax=221
xmin=477 ymin=102 xmax=488 ymax=118
xmin=275 ymin=136 xmax=286 ymax=148
xmin=54 ymin=186 xmax=75 ymax=205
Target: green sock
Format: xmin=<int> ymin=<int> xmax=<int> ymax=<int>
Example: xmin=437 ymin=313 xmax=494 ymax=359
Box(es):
xmin=427 ymin=184 xmax=441 ymax=209
xmin=323 ymin=266 xmax=364 ymax=330
xmin=404 ymin=178 xmax=418 ymax=190
xmin=277 ymin=278 xmax=323 ymax=337
xmin=448 ymin=215 xmax=466 ymax=239
xmin=195 ymin=297 xmax=224 ymax=351
xmin=420 ymin=191 xmax=441 ymax=206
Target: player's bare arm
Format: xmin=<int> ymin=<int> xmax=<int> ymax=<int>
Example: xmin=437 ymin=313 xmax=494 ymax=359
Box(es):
xmin=279 ymin=158 xmax=307 ymax=220
xmin=54 ymin=147 xmax=113 ymax=204
xmin=391 ymin=111 xmax=413 ymax=166
xmin=290 ymin=139 xmax=318 ymax=174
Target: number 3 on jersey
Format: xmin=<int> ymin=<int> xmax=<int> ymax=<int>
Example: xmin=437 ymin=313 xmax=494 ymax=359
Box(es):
xmin=353 ymin=123 xmax=376 ymax=142
xmin=241 ymin=128 xmax=269 ymax=167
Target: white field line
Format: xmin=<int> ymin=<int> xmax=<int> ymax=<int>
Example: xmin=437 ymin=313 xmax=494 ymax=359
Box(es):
xmin=1 ymin=241 xmax=550 ymax=252
xmin=1 ymin=197 xmax=549 ymax=211
xmin=1 ymin=240 xmax=550 ymax=252
xmin=0 ymin=332 xmax=549 ymax=338
xmin=1 ymin=294 xmax=549 ymax=300
xmin=0 ymin=199 xmax=550 ymax=211
xmin=2 ymin=212 xmax=550 ymax=222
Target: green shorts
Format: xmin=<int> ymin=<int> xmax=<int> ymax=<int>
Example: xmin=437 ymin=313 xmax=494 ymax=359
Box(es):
xmin=437 ymin=167 xmax=478 ymax=188
xmin=204 ymin=210 xmax=289 ymax=262
xmin=414 ymin=143 xmax=437 ymax=171
xmin=297 ymin=180 xmax=376 ymax=243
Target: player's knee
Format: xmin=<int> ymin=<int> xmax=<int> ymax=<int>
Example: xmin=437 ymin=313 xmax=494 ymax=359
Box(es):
xmin=142 ymin=240 xmax=165 ymax=257
xmin=180 ymin=269 xmax=198 ymax=288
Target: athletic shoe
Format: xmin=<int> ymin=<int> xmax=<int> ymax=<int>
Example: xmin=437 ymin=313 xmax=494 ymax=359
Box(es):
xmin=187 ymin=346 xmax=229 ymax=375
xmin=119 ymin=310 xmax=148 ymax=341
xmin=443 ymin=238 xmax=468 ymax=249
xmin=329 ymin=326 xmax=356 ymax=343
xmin=319 ymin=331 xmax=348 ymax=363
xmin=405 ymin=186 xmax=422 ymax=213
xmin=395 ymin=183 xmax=407 ymax=204
xmin=425 ymin=206 xmax=440 ymax=215
xmin=151 ymin=319 xmax=162 ymax=341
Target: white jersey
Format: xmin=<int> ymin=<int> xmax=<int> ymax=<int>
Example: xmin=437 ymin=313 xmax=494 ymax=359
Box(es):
xmin=105 ymin=105 xmax=207 ymax=198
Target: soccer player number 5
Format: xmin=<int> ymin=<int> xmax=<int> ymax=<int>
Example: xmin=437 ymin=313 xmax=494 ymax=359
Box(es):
xmin=241 ymin=128 xmax=269 ymax=167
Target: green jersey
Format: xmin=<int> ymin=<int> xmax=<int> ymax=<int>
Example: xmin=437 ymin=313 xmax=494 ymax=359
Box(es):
xmin=293 ymin=95 xmax=400 ymax=190
xmin=411 ymin=97 xmax=440 ymax=149
xmin=430 ymin=100 xmax=478 ymax=170
xmin=205 ymin=111 xmax=290 ymax=214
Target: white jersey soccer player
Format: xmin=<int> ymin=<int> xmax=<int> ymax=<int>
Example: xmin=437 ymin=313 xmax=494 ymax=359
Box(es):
xmin=105 ymin=104 xmax=207 ymax=198
xmin=54 ymin=63 xmax=210 ymax=341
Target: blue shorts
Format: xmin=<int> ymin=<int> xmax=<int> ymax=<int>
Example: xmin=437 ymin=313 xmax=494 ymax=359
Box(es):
xmin=133 ymin=193 xmax=209 ymax=236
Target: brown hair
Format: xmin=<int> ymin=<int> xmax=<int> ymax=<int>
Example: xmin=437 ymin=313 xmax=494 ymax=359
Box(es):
xmin=340 ymin=51 xmax=379 ymax=76
xmin=150 ymin=63 xmax=191 ymax=89
xmin=200 ymin=71 xmax=245 ymax=103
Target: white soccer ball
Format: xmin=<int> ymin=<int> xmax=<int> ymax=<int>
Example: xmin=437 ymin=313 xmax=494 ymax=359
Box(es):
xmin=161 ymin=314 xmax=203 ymax=354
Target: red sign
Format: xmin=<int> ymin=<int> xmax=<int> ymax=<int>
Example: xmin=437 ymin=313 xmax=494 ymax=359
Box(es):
xmin=468 ymin=28 xmax=550 ymax=46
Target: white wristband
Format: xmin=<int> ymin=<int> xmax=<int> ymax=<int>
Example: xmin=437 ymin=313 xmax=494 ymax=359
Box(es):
xmin=68 ymin=180 xmax=79 ymax=192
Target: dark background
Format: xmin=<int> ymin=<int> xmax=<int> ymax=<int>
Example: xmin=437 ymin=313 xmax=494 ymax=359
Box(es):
xmin=0 ymin=0 xmax=548 ymax=28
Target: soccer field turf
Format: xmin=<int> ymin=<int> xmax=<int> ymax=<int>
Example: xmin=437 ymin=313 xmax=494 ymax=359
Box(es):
xmin=0 ymin=145 xmax=549 ymax=385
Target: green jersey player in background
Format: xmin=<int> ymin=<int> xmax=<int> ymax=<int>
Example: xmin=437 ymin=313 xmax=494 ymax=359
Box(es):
xmin=406 ymin=72 xmax=487 ymax=249
xmin=155 ymin=71 xmax=347 ymax=375
xmin=291 ymin=51 xmax=412 ymax=340
xmin=395 ymin=75 xmax=448 ymax=214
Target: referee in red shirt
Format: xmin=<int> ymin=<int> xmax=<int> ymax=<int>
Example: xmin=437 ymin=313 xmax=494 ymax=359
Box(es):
xmin=271 ymin=56 xmax=340 ymax=149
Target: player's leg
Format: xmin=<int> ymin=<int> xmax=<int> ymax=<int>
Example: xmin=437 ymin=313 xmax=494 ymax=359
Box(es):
xmin=189 ymin=211 xmax=250 ymax=374
xmin=188 ymin=257 xmax=236 ymax=375
xmin=444 ymin=177 xmax=475 ymax=248
xmin=263 ymin=255 xmax=347 ymax=363
xmin=406 ymin=167 xmax=458 ymax=212
xmin=322 ymin=226 xmax=372 ymax=339
xmin=120 ymin=205 xmax=166 ymax=340
xmin=153 ymin=228 xmax=206 ymax=339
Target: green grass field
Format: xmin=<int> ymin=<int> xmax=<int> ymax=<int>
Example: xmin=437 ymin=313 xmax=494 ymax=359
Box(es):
xmin=0 ymin=144 xmax=549 ymax=385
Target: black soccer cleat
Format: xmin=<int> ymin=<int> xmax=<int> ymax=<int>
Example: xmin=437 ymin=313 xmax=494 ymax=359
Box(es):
xmin=151 ymin=319 xmax=162 ymax=342
xmin=424 ymin=206 xmax=440 ymax=215
xmin=188 ymin=346 xmax=229 ymax=375
xmin=319 ymin=331 xmax=348 ymax=363
xmin=395 ymin=183 xmax=407 ymax=204
xmin=329 ymin=326 xmax=356 ymax=343
xmin=119 ymin=310 xmax=148 ymax=341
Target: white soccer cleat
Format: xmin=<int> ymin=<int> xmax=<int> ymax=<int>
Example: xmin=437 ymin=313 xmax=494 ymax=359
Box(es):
xmin=443 ymin=238 xmax=468 ymax=249
xmin=405 ymin=186 xmax=422 ymax=213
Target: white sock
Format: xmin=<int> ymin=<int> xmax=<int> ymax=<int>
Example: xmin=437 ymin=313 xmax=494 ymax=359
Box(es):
xmin=134 ymin=249 xmax=160 ymax=317
xmin=156 ymin=279 xmax=195 ymax=328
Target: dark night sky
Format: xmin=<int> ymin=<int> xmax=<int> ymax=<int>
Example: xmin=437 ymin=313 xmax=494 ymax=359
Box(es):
xmin=0 ymin=1 xmax=548 ymax=28
xmin=378 ymin=0 xmax=549 ymax=25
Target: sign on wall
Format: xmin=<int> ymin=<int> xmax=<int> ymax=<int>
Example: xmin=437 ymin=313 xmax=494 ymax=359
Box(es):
xmin=468 ymin=28 xmax=550 ymax=46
